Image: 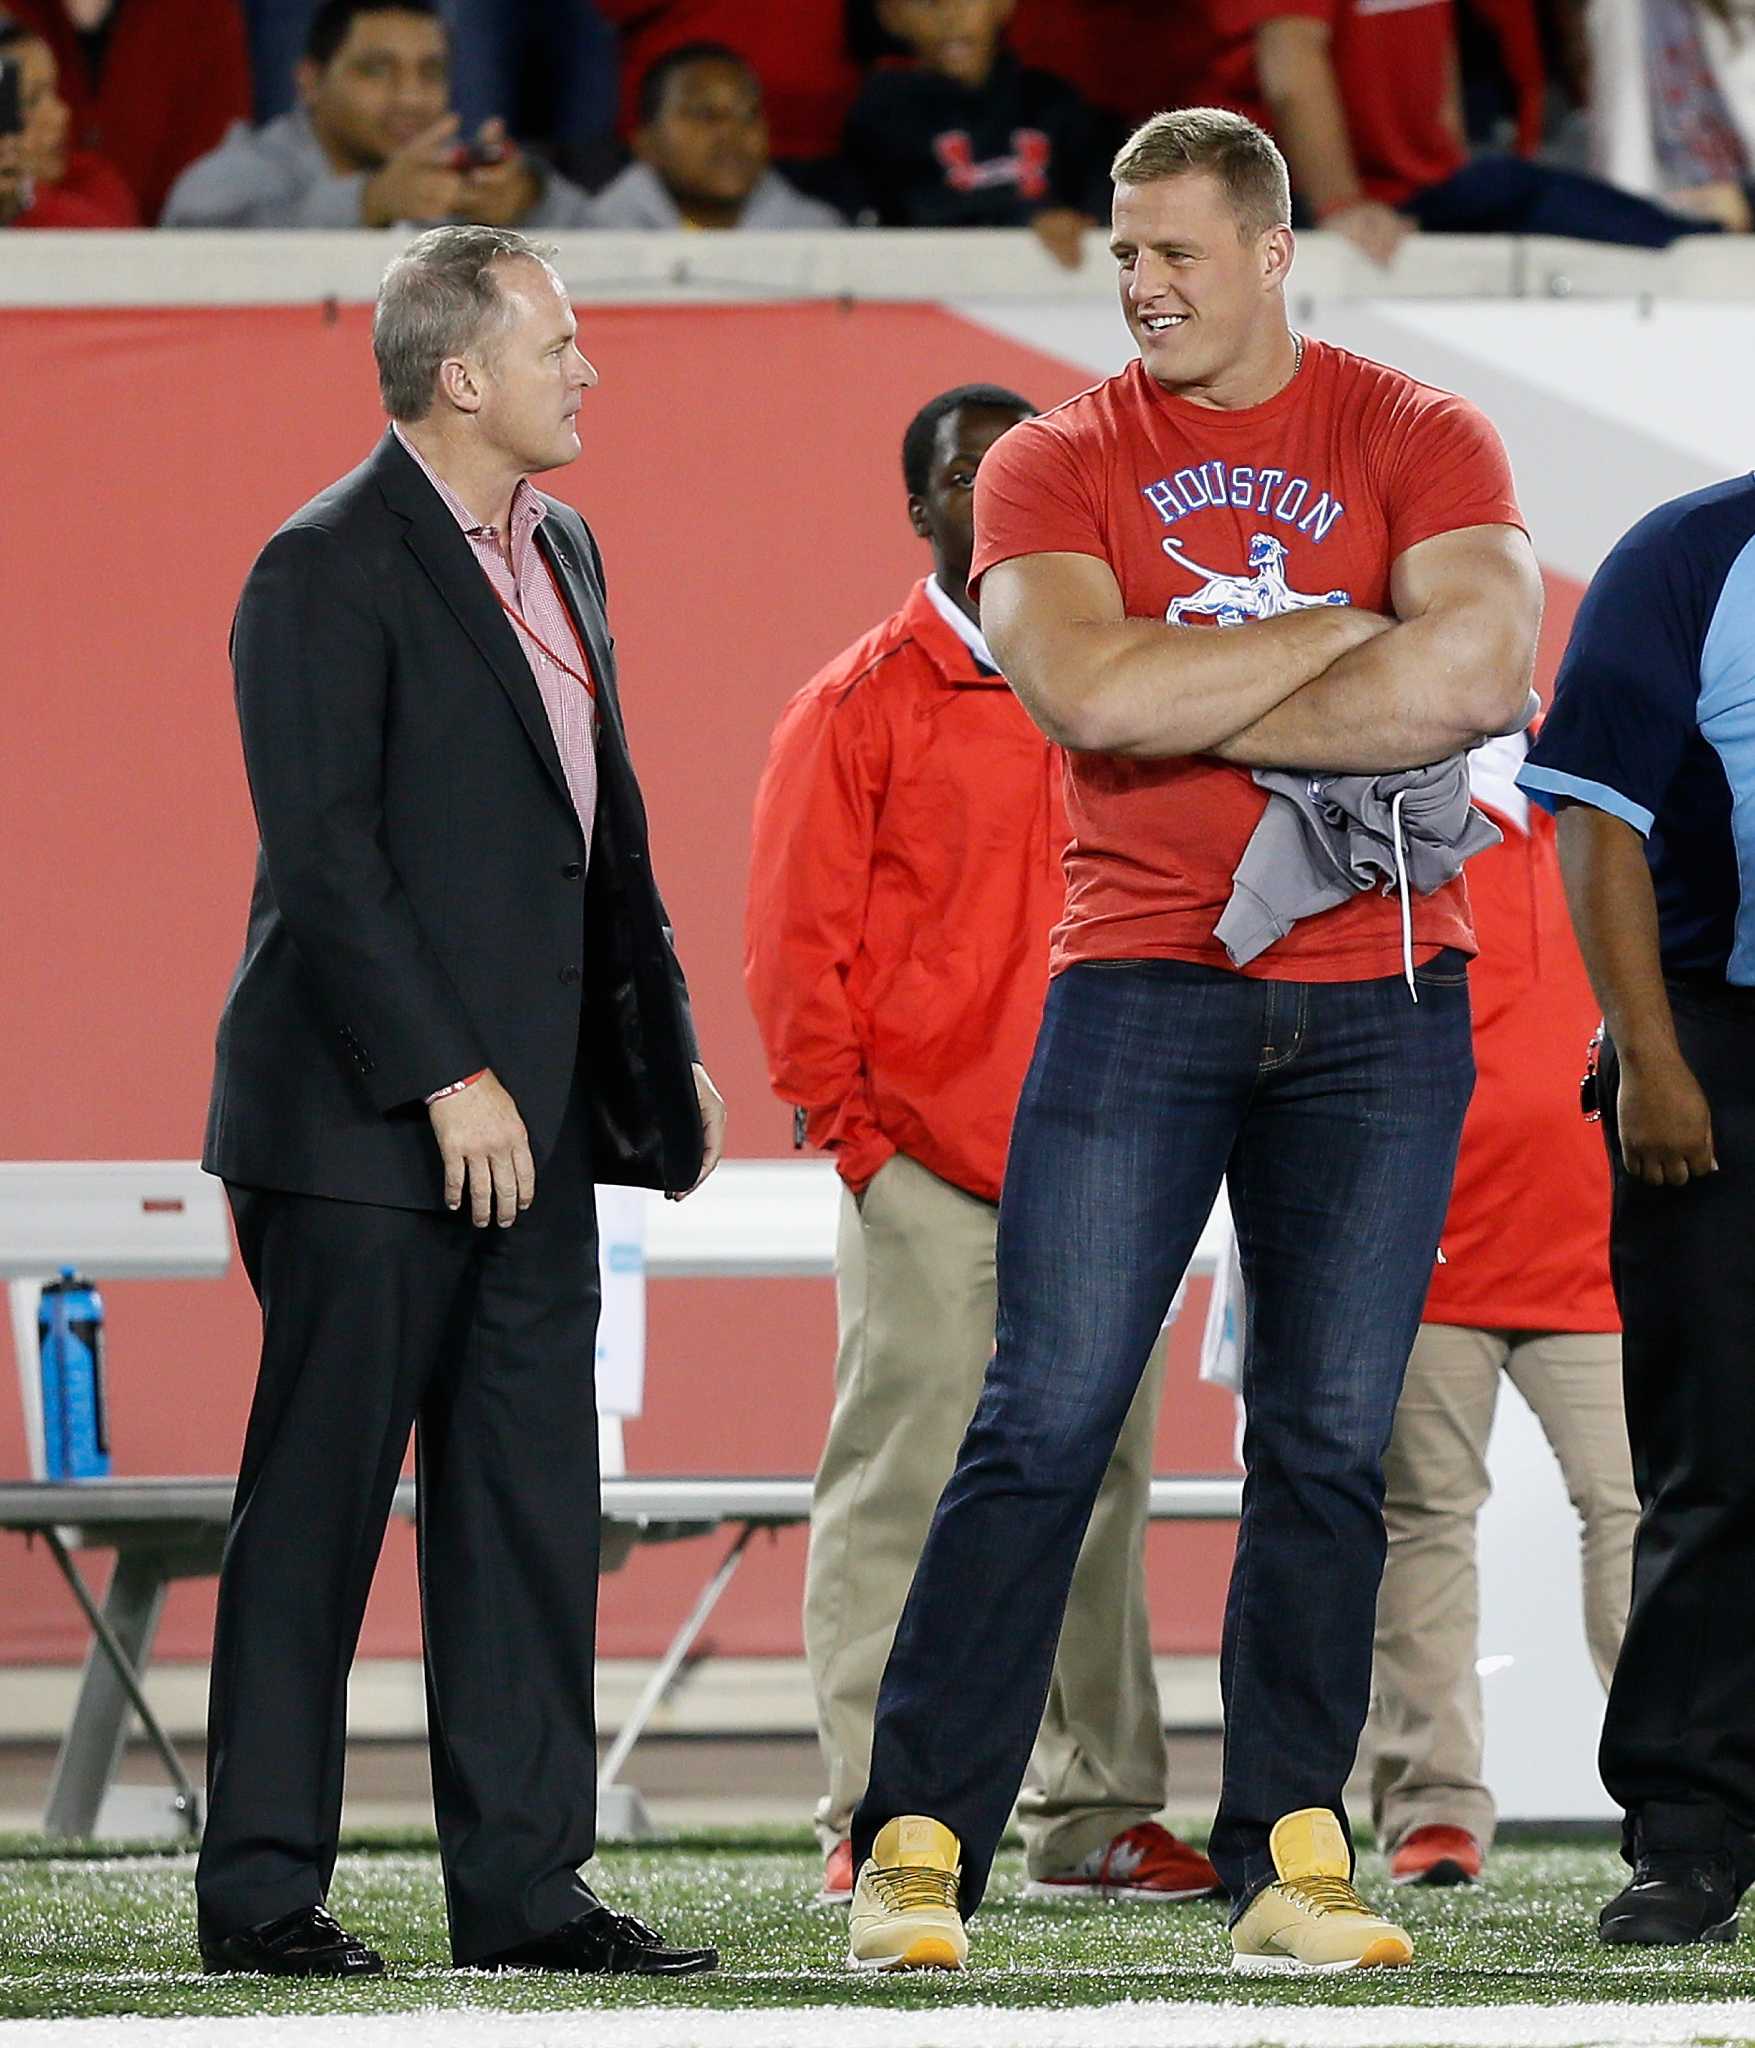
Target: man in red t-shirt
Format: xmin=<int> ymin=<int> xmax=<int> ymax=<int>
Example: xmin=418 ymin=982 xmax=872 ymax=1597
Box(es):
xmin=1209 ymin=0 xmax=1710 ymax=262
xmin=845 ymin=107 xmax=1543 ymax=1978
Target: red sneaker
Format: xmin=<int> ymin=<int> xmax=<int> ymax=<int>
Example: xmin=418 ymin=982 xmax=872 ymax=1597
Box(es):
xmin=814 ymin=1837 xmax=854 ymax=1907
xmin=1022 ymin=1821 xmax=1224 ymax=1902
xmin=1389 ymin=1824 xmax=1484 ymax=1887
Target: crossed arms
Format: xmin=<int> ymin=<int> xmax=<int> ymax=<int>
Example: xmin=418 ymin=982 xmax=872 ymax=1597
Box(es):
xmin=978 ymin=523 xmax=1542 ymax=775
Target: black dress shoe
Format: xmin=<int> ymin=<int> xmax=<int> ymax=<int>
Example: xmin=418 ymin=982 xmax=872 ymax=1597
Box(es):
xmin=485 ymin=1904 xmax=718 ymax=1975
xmin=200 ymin=1904 xmax=385 ymax=1976
xmin=1600 ymin=1854 xmax=1741 ymax=1946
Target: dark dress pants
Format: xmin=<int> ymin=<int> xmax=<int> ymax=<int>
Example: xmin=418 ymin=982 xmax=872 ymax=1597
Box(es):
xmin=1599 ymin=984 xmax=1755 ymax=1882
xmin=195 ymin=1065 xmax=604 ymax=1964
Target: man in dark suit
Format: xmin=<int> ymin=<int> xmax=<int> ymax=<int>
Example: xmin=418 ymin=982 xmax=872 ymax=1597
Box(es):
xmin=195 ymin=223 xmax=726 ymax=1978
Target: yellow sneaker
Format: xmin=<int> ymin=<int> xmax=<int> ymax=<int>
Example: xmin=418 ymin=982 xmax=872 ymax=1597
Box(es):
xmin=846 ymin=1816 xmax=969 ymax=1972
xmin=1230 ymin=1808 xmax=1415 ymax=1974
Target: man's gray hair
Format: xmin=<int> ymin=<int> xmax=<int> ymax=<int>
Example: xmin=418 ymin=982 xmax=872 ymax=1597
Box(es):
xmin=373 ymin=224 xmax=560 ymax=422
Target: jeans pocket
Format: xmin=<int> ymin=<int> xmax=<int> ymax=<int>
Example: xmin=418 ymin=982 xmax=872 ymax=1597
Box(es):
xmin=1413 ymin=947 xmax=1470 ymax=990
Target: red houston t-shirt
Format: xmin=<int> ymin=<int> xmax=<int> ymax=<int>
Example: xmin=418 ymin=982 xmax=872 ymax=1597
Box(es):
xmin=968 ymin=340 xmax=1524 ymax=982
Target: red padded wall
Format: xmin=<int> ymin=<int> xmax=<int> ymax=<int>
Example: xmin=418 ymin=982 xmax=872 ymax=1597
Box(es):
xmin=1 ymin=300 xmax=1294 ymax=1670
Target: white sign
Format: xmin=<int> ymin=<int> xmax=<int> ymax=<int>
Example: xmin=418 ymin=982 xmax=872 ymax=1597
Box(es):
xmin=594 ymin=1186 xmax=647 ymax=1420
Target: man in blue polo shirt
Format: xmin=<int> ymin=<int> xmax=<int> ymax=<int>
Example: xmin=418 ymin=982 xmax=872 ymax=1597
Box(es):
xmin=1520 ymin=472 xmax=1755 ymax=1949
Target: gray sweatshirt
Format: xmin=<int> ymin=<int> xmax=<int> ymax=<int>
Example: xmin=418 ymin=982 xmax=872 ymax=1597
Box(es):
xmin=160 ymin=108 xmax=598 ymax=230
xmin=1215 ymin=756 xmax=1502 ymax=989
xmin=581 ymin=160 xmax=844 ymax=231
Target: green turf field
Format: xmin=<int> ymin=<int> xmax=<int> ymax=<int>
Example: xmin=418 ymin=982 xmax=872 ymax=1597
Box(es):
xmin=4 ymin=1828 xmax=1755 ymax=2023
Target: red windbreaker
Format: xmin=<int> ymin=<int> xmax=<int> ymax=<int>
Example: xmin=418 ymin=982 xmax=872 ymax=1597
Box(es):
xmin=745 ymin=580 xmax=1065 ymax=1201
xmin=1426 ymin=798 xmax=1617 ymax=1332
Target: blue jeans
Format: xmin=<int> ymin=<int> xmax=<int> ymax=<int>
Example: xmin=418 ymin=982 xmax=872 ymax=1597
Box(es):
xmin=1407 ymin=155 xmax=1714 ymax=249
xmin=852 ymin=952 xmax=1476 ymax=1910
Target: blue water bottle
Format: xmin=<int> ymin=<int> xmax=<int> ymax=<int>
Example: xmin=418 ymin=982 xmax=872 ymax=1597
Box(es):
xmin=37 ymin=1269 xmax=110 ymax=1481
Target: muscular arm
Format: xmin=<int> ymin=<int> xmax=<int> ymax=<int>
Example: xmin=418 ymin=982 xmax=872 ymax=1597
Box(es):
xmin=1210 ymin=524 xmax=1542 ymax=772
xmin=1257 ymin=14 xmax=1411 ymax=263
xmin=979 ymin=549 xmax=1393 ymax=758
xmin=1556 ymin=803 xmax=1716 ymax=1184
xmin=1256 ymin=14 xmax=1367 ymax=219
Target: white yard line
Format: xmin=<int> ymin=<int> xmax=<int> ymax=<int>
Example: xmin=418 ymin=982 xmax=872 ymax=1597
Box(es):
xmin=6 ymin=2004 xmax=1755 ymax=2048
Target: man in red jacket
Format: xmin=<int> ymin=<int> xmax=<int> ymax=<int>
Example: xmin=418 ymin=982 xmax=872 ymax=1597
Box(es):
xmin=746 ymin=384 xmax=1219 ymax=1912
xmin=1367 ymin=730 xmax=1637 ymax=1886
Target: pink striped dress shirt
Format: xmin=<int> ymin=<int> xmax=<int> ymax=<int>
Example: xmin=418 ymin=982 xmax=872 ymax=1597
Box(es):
xmin=394 ymin=427 xmax=600 ymax=846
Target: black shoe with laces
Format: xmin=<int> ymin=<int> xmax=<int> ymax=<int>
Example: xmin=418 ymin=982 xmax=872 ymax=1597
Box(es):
xmin=483 ymin=1904 xmax=718 ymax=1975
xmin=199 ymin=1903 xmax=385 ymax=1976
xmin=1599 ymin=1853 xmax=1741 ymax=1946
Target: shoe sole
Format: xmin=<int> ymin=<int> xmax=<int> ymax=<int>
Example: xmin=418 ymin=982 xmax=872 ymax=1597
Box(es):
xmin=810 ymin=1891 xmax=852 ymax=1911
xmin=201 ymin=1959 xmax=385 ymax=1978
xmin=1391 ymin=1859 xmax=1478 ymax=1888
xmin=1600 ymin=1914 xmax=1739 ymax=1947
xmin=1018 ymin=1881 xmax=1221 ymax=1903
xmin=1232 ymin=1937 xmax=1415 ymax=1975
xmin=846 ymin=1936 xmax=966 ymax=1972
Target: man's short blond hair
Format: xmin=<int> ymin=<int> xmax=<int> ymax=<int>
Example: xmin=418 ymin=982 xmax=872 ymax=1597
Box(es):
xmin=1110 ymin=107 xmax=1292 ymax=239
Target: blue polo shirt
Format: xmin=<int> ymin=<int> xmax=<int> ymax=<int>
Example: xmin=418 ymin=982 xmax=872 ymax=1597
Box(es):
xmin=1519 ymin=475 xmax=1755 ymax=986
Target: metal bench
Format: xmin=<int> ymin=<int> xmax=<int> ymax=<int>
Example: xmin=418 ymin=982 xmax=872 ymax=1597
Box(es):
xmin=0 ymin=1470 xmax=1242 ymax=1841
xmin=1 ymin=1160 xmax=1236 ymax=1840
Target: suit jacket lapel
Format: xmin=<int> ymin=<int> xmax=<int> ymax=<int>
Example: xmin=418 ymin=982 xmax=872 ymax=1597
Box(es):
xmin=372 ymin=435 xmax=575 ymax=814
xmin=401 ymin=520 xmax=575 ymax=813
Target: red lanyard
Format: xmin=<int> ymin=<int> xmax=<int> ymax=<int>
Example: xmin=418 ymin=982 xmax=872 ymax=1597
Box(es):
xmin=490 ymin=555 xmax=596 ymax=702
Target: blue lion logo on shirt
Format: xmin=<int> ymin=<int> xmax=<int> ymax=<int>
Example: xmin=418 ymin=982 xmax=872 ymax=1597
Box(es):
xmin=1163 ymin=532 xmax=1352 ymax=626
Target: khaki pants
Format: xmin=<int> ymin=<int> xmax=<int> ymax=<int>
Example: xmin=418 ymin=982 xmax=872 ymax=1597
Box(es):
xmin=805 ymin=1154 xmax=1169 ymax=1876
xmin=1367 ymin=1323 xmax=1638 ymax=1853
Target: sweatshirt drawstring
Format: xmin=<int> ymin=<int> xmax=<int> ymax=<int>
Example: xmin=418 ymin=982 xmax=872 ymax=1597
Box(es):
xmin=1390 ymin=787 xmax=1417 ymax=1004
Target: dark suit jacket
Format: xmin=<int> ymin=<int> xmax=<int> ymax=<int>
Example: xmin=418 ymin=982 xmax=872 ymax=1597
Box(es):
xmin=203 ymin=430 xmax=704 ymax=1209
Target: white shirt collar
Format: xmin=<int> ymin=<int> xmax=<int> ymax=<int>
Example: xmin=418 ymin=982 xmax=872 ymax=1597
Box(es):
xmin=923 ymin=573 xmax=998 ymax=672
xmin=392 ymin=423 xmax=543 ymax=543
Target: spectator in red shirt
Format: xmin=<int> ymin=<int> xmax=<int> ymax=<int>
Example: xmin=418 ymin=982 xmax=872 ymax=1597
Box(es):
xmin=1207 ymin=0 xmax=1721 ymax=260
xmin=2 ymin=0 xmax=249 ymax=222
xmin=1006 ymin=0 xmax=1237 ymax=129
xmin=0 ymin=14 xmax=136 ymax=225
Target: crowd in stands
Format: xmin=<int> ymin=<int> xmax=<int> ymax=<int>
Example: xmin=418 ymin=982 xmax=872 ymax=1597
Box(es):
xmin=2 ymin=0 xmax=1751 ymax=247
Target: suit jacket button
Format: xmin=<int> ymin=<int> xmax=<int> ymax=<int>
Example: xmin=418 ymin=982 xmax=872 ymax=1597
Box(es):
xmin=562 ymin=862 xmax=584 ymax=880
xmin=559 ymin=964 xmax=581 ymax=985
